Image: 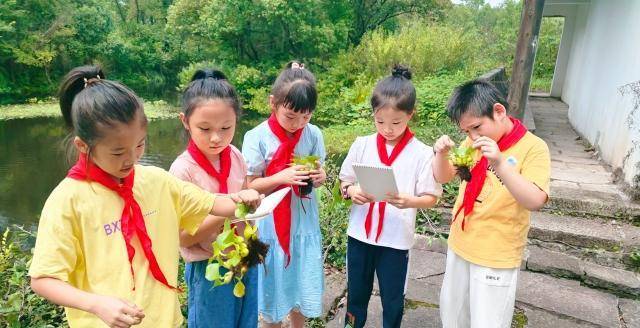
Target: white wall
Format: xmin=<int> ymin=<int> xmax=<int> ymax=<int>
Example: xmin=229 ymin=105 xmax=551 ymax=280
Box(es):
xmin=558 ymin=0 xmax=640 ymax=187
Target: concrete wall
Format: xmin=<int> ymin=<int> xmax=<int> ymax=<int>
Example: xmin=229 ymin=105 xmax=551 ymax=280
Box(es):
xmin=549 ymin=0 xmax=640 ymax=189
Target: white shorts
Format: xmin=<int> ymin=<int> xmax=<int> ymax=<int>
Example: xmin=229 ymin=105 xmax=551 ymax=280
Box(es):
xmin=439 ymin=248 xmax=519 ymax=328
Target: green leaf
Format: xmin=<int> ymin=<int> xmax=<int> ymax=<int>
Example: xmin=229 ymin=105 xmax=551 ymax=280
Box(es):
xmin=204 ymin=263 xmax=221 ymax=282
xmin=233 ymin=280 xmax=245 ymax=297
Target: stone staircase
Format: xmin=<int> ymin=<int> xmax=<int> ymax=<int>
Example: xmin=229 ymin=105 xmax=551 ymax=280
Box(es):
xmin=315 ymin=97 xmax=640 ymax=328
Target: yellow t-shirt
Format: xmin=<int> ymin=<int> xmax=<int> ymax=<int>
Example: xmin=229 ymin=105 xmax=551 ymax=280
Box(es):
xmin=29 ymin=165 xmax=216 ymax=328
xmin=448 ymin=132 xmax=550 ymax=269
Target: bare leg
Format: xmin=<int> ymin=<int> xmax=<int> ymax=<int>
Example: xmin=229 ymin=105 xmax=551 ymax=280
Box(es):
xmin=290 ymin=310 xmax=306 ymax=328
xmin=263 ymin=321 xmax=282 ymax=328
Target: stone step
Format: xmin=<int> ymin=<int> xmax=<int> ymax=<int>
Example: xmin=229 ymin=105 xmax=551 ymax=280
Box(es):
xmin=524 ymin=245 xmax=640 ymax=299
xmin=424 ymin=208 xmax=640 ymax=259
xmin=529 ymin=211 xmax=640 ymax=252
xmin=547 ymin=186 xmax=640 ymax=224
xmin=322 ymin=269 xmax=347 ymax=320
xmin=516 ymin=271 xmax=625 ymax=328
xmin=323 ymin=245 xmax=637 ymax=327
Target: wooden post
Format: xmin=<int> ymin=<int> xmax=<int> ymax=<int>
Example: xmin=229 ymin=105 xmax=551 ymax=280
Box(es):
xmin=508 ymin=0 xmax=545 ymax=120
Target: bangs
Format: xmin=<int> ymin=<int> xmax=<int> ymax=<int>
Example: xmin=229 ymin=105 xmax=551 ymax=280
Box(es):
xmin=279 ymin=80 xmax=317 ymax=113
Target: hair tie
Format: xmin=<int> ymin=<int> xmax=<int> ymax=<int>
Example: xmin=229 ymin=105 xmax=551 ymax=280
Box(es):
xmin=291 ymin=62 xmax=304 ymax=70
xmin=83 ymin=75 xmax=102 ymax=89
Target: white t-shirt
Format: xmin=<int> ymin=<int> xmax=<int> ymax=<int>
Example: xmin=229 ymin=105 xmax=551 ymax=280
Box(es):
xmin=339 ymin=134 xmax=442 ymax=250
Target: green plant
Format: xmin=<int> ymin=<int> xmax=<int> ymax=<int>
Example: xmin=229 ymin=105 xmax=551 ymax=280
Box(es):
xmin=630 ymin=248 xmax=640 ymax=271
xmin=441 ymin=182 xmax=460 ymax=207
xmin=318 ymin=157 xmax=351 ymax=268
xmin=204 ymin=219 xmax=268 ymax=297
xmin=415 ymin=209 xmax=448 ymax=246
xmin=0 ymin=227 xmax=67 ymax=327
xmin=450 ymin=144 xmax=478 ymax=182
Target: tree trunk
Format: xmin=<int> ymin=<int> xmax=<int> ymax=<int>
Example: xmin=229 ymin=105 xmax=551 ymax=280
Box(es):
xmin=508 ymin=0 xmax=545 ymax=120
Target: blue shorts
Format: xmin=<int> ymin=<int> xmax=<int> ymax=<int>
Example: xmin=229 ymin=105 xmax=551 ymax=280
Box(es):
xmin=185 ymin=260 xmax=258 ymax=328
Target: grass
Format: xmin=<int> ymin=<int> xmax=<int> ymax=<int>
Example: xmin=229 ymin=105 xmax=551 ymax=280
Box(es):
xmin=0 ymin=100 xmax=180 ymax=121
xmin=529 ymin=76 xmax=553 ymax=94
xmin=511 ymin=308 xmax=528 ymax=328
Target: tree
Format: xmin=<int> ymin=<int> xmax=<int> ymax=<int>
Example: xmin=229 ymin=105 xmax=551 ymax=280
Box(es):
xmin=347 ymin=0 xmax=450 ymax=44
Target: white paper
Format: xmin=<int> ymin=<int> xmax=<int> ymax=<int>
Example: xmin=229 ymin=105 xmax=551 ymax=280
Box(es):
xmin=239 ymin=187 xmax=291 ymax=221
xmin=352 ymin=163 xmax=399 ymax=202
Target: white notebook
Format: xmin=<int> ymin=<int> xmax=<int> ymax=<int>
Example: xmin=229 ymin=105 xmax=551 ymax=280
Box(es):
xmin=352 ymin=163 xmax=399 ymax=202
xmin=231 ymin=187 xmax=291 ymax=223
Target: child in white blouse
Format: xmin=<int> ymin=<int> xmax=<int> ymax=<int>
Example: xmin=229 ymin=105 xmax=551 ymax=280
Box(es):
xmin=339 ymin=65 xmax=442 ymax=328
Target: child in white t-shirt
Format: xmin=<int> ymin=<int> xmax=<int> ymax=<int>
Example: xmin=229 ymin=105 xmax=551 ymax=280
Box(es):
xmin=339 ymin=65 xmax=442 ymax=328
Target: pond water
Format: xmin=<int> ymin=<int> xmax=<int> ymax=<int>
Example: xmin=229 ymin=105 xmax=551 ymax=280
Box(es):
xmin=0 ymin=115 xmax=263 ymax=229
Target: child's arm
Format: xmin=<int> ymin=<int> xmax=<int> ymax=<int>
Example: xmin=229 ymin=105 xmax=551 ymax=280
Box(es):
xmin=343 ymin=184 xmax=376 ymax=205
xmin=208 ymin=189 xmax=263 ymax=218
xmin=385 ymin=193 xmax=438 ymax=209
xmin=432 ymin=135 xmax=457 ymax=184
xmin=180 ymin=214 xmax=225 ymax=247
xmin=31 ymin=277 xmax=144 ymax=327
xmin=246 ymin=165 xmax=309 ymax=195
xmin=473 ymin=136 xmax=548 ymax=210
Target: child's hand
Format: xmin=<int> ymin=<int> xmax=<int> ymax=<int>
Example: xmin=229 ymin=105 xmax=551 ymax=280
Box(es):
xmin=348 ymin=186 xmax=376 ymax=205
xmin=310 ymin=162 xmax=326 ymax=187
xmin=276 ymin=165 xmax=310 ymax=186
xmin=385 ymin=193 xmax=415 ymax=209
xmin=90 ymin=294 xmax=144 ymax=328
xmin=472 ymin=136 xmax=502 ymax=166
xmin=434 ymin=135 xmax=455 ymax=155
xmin=231 ymin=189 xmax=263 ymax=210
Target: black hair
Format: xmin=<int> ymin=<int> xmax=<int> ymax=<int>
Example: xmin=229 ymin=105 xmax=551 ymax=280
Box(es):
xmin=59 ymin=65 xmax=146 ymax=160
xmin=446 ymin=79 xmax=508 ymax=125
xmin=370 ymin=65 xmax=416 ymax=114
xmin=271 ymin=60 xmax=317 ymax=113
xmin=182 ymin=68 xmax=242 ymax=122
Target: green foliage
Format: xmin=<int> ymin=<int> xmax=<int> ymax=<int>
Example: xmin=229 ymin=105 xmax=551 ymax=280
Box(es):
xmin=0 ymin=101 xmax=179 ymax=121
xmin=346 ymin=0 xmax=450 ymax=44
xmin=630 ymin=248 xmax=640 ymax=272
xmin=0 ymin=227 xmax=66 ymax=327
xmin=345 ymin=22 xmax=478 ymax=80
xmin=450 ymin=145 xmax=477 ymax=168
xmin=321 ymin=124 xmax=375 ymax=157
xmin=530 ymin=17 xmax=564 ymax=93
xmin=166 ymin=0 xmax=350 ymax=65
xmin=205 ymin=219 xmax=255 ymax=297
xmin=318 ymin=157 xmax=351 ymax=268
xmin=414 ymin=73 xmax=469 ymax=127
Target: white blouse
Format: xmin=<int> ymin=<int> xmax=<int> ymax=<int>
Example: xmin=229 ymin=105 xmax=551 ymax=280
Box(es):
xmin=339 ymin=134 xmax=442 ymax=250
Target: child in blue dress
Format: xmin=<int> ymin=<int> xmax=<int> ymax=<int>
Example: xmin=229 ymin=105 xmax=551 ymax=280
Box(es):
xmin=242 ymin=60 xmax=326 ymax=327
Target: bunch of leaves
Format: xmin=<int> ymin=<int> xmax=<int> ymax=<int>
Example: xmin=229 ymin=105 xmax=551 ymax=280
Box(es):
xmin=291 ymin=155 xmax=321 ymax=170
xmin=1 ymin=227 xmax=66 ymax=327
xmin=291 ymin=155 xmax=321 ymax=196
xmin=449 ymin=145 xmax=477 ymax=181
xmin=204 ymin=219 xmax=268 ymax=298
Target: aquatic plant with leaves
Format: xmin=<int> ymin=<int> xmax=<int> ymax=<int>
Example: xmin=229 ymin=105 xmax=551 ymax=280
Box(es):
xmin=449 ymin=145 xmax=477 ymax=182
xmin=291 ymin=155 xmax=321 ymax=196
xmin=204 ymin=209 xmax=269 ymax=297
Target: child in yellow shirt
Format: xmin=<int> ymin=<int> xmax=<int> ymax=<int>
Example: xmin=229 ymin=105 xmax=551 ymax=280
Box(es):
xmin=433 ymin=80 xmax=550 ymax=328
xmin=28 ymin=65 xmax=261 ymax=328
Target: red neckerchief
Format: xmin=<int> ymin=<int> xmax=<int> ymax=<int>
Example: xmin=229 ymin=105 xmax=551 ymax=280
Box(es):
xmin=67 ymin=154 xmax=177 ymax=291
xmin=365 ymin=127 xmax=414 ymax=242
xmin=454 ymin=116 xmax=527 ymax=230
xmin=187 ymin=140 xmax=231 ymax=193
xmin=265 ymin=114 xmax=304 ymax=266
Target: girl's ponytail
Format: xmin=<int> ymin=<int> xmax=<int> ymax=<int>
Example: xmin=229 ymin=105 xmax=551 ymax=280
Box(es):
xmin=59 ymin=66 xmax=105 ymax=129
